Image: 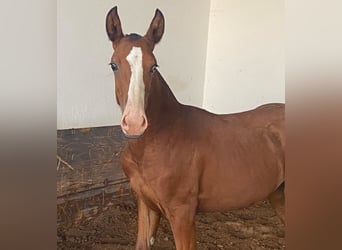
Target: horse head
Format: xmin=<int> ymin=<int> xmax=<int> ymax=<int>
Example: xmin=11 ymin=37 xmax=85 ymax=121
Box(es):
xmin=106 ymin=6 xmax=164 ymax=138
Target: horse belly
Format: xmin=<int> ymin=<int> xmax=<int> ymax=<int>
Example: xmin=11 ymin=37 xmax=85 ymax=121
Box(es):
xmin=196 ymin=123 xmax=284 ymax=212
xmin=197 ymin=154 xmax=284 ymax=212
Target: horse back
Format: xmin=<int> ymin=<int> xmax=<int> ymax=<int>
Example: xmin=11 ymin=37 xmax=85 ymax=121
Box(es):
xmin=224 ymin=103 xmax=285 ymax=149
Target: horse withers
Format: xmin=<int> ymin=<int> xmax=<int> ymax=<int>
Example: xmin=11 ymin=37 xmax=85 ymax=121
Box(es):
xmin=105 ymin=6 xmax=285 ymax=250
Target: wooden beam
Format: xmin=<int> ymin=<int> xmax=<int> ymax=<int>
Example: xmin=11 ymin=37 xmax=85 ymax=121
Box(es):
xmin=57 ymin=125 xmax=131 ymax=225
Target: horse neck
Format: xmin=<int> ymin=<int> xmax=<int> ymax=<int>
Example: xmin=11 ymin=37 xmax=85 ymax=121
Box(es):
xmin=126 ymin=72 xmax=181 ymax=152
xmin=145 ymin=71 xmax=181 ymax=130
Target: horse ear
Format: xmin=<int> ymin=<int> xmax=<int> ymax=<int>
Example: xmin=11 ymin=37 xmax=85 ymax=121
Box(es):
xmin=145 ymin=9 xmax=165 ymax=47
xmin=105 ymin=6 xmax=124 ymax=48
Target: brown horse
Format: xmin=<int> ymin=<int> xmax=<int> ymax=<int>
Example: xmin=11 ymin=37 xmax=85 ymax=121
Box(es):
xmin=105 ymin=6 xmax=285 ymax=250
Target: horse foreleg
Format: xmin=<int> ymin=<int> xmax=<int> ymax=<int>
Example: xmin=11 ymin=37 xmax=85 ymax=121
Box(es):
xmin=168 ymin=205 xmax=197 ymax=250
xmin=135 ymin=198 xmax=161 ymax=250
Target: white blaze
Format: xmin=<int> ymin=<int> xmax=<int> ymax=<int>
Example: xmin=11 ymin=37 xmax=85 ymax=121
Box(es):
xmin=125 ymin=47 xmax=144 ymax=112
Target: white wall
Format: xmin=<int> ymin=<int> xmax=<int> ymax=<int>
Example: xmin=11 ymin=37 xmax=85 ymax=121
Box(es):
xmin=57 ymin=0 xmax=210 ymax=129
xmin=203 ymin=0 xmax=285 ymax=114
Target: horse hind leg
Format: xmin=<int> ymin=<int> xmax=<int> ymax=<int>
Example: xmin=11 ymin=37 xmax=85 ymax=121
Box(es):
xmin=268 ymin=182 xmax=285 ymax=224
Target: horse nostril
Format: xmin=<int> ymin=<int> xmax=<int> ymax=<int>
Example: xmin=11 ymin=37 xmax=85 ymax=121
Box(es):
xmin=141 ymin=116 xmax=148 ymax=128
xmin=121 ymin=115 xmax=128 ymax=128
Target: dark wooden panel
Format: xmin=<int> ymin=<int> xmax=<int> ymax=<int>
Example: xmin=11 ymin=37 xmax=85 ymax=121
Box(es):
xmin=57 ymin=125 xmax=132 ymax=226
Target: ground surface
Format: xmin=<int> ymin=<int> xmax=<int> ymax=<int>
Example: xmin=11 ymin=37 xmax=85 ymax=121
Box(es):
xmin=58 ymin=197 xmax=284 ymax=250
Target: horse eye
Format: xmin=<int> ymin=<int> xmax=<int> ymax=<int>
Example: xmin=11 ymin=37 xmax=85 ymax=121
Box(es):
xmin=151 ymin=64 xmax=158 ymax=73
xmin=110 ymin=63 xmax=118 ymax=72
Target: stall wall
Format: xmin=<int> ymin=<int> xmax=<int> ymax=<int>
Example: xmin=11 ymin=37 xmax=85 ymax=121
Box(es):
xmin=203 ymin=0 xmax=285 ymax=114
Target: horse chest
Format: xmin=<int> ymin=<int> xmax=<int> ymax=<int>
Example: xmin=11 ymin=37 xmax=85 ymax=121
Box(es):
xmin=121 ymin=158 xmax=161 ymax=208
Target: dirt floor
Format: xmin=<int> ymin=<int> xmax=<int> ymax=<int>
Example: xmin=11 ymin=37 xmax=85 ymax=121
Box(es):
xmin=57 ymin=197 xmax=284 ymax=250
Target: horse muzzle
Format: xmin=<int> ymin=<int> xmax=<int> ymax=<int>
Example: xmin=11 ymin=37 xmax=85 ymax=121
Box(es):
xmin=120 ymin=112 xmax=148 ymax=139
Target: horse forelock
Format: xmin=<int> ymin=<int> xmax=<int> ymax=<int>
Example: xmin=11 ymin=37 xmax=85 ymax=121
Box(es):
xmin=126 ymin=33 xmax=142 ymax=40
